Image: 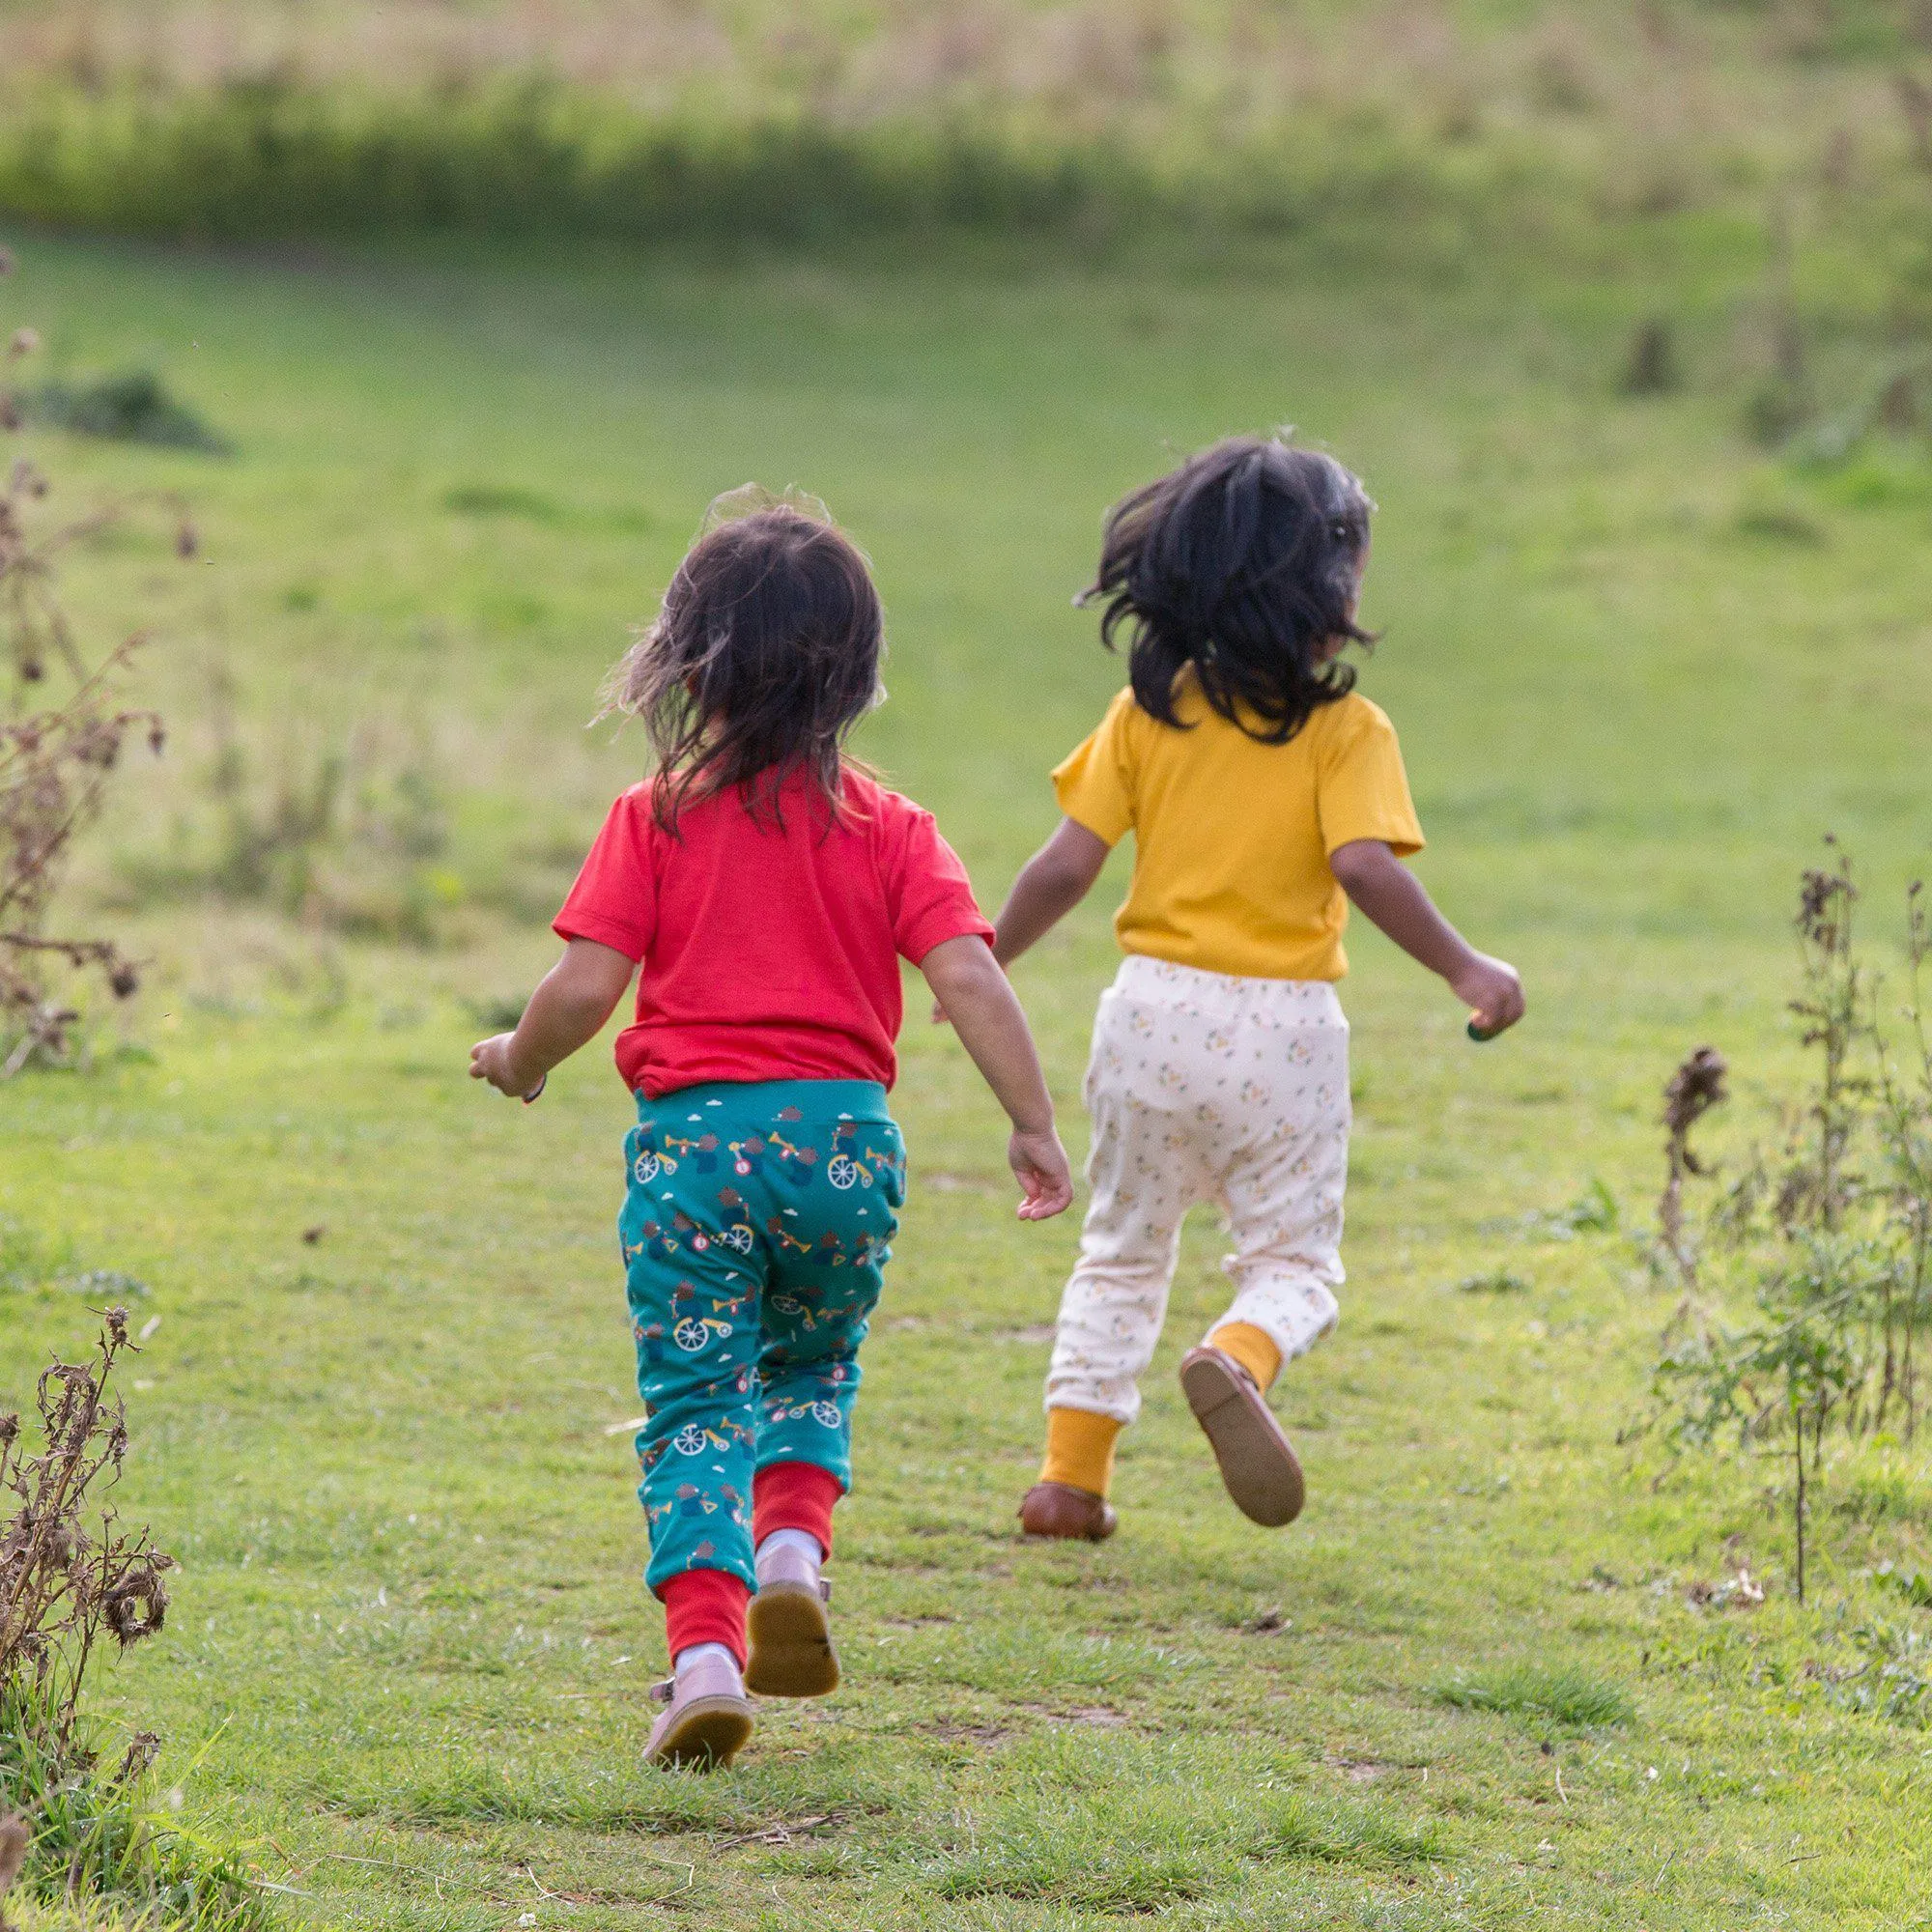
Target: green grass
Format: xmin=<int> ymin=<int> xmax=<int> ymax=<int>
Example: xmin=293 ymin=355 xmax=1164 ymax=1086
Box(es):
xmin=0 ymin=1679 xmax=269 ymax=1931
xmin=1433 ymin=1664 xmax=1634 ymax=1730
xmin=3 ymin=221 xmax=1932 ymax=1927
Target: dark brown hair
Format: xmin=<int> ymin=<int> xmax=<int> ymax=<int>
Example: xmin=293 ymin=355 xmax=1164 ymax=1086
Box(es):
xmin=1085 ymin=435 xmax=1375 ymax=745
xmin=603 ymin=497 xmax=884 ymax=829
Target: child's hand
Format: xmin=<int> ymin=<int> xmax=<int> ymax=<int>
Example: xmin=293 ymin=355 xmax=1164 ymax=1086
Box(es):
xmin=470 ymin=1032 xmax=538 ymax=1098
xmin=470 ymin=939 xmax=632 ymax=1101
xmin=1450 ymin=953 xmax=1525 ymax=1038
xmin=919 ymin=936 xmax=1069 ymax=1216
xmin=1009 ymin=1124 xmax=1074 ymax=1221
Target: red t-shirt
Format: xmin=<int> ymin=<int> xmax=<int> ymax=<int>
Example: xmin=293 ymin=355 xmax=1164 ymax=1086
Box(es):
xmin=554 ymin=767 xmax=994 ymax=1097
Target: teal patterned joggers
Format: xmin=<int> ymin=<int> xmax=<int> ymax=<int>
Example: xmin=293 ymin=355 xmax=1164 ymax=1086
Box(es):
xmin=620 ymin=1079 xmax=906 ymax=1596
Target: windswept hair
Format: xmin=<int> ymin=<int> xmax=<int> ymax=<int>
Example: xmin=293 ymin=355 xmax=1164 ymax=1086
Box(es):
xmin=602 ymin=496 xmax=884 ymax=830
xmin=1084 ymin=436 xmax=1375 ymax=744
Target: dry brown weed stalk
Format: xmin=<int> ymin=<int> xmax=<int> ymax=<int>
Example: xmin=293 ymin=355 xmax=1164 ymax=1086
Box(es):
xmin=1785 ymin=851 xmax=1863 ymax=1232
xmin=1659 ymin=1044 xmax=1728 ymax=1316
xmin=0 ymin=1309 xmax=174 ymax=1748
xmin=1 ymin=268 xmax=190 ymax=1077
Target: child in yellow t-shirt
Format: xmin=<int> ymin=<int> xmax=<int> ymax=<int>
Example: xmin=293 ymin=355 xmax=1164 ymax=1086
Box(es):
xmin=992 ymin=435 xmax=1524 ymax=1539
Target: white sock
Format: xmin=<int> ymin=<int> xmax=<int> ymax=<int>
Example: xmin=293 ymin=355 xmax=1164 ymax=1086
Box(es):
xmin=673 ymin=1639 xmax=741 ymax=1682
xmin=755 ymin=1527 xmax=824 ymax=1569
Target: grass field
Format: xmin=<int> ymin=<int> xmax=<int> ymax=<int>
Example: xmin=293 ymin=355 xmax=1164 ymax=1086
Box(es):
xmin=4 ymin=221 xmax=1932 ymax=1928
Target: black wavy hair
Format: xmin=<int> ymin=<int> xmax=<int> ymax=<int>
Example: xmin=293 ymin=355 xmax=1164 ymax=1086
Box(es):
xmin=1084 ymin=435 xmax=1375 ymax=744
xmin=602 ymin=497 xmax=884 ymax=830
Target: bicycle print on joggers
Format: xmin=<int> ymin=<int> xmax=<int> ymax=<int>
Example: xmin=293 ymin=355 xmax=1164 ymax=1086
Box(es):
xmin=619 ymin=1078 xmax=905 ymax=1595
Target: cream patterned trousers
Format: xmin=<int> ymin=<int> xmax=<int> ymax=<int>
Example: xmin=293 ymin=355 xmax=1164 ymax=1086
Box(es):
xmin=1046 ymin=955 xmax=1350 ymax=1425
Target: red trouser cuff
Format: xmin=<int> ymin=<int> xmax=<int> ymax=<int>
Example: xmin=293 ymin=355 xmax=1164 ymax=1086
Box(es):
xmin=659 ymin=1568 xmax=750 ymax=1668
xmin=753 ymin=1460 xmax=843 ymax=1557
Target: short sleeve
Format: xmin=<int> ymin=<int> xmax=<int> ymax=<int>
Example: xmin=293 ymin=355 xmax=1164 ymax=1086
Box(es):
xmin=875 ymin=795 xmax=995 ymax=965
xmin=1050 ymin=690 xmax=1138 ymax=846
xmin=1316 ymin=698 xmax=1425 ymax=858
xmin=554 ymin=789 xmax=659 ymax=960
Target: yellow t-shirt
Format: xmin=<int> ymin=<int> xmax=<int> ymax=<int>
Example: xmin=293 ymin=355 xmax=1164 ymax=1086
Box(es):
xmin=1052 ymin=682 xmax=1425 ymax=981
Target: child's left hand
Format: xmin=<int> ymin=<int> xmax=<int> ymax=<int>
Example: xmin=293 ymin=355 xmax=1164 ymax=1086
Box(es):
xmin=469 ymin=1033 xmax=538 ymax=1098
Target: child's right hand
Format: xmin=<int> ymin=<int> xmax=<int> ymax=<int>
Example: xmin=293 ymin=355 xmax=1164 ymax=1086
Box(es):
xmin=1009 ymin=1124 xmax=1074 ymax=1221
xmin=1450 ymin=953 xmax=1526 ymax=1038
xmin=470 ymin=1032 xmax=536 ymax=1096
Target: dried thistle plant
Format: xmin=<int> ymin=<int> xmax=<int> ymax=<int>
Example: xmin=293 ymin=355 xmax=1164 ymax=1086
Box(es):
xmin=1659 ymin=1043 xmax=1728 ymax=1313
xmin=1649 ymin=852 xmax=1932 ymax=1602
xmin=1784 ymin=845 xmax=1865 ymax=1232
xmin=0 ymin=1310 xmax=176 ymax=1755
xmin=2 ymin=274 xmax=191 ymax=1077
xmin=0 ymin=1318 xmax=263 ymax=1930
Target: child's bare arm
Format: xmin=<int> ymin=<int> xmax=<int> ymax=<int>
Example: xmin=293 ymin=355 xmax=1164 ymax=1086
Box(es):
xmin=919 ymin=935 xmax=1074 ymax=1220
xmin=991 ymin=818 xmax=1110 ymax=967
xmin=469 ymin=938 xmax=636 ymax=1098
xmin=1329 ymin=838 xmax=1525 ymax=1036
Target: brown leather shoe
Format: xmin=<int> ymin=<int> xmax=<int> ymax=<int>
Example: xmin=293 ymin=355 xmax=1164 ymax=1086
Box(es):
xmin=1018 ymin=1480 xmax=1118 ymax=1541
xmin=1179 ymin=1346 xmax=1305 ymax=1527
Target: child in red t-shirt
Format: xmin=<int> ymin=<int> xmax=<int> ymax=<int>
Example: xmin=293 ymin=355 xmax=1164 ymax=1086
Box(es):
xmin=470 ymin=498 xmax=1072 ymax=1771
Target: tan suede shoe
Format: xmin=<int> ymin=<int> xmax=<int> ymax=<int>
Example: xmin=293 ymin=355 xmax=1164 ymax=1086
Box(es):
xmin=1018 ymin=1480 xmax=1118 ymax=1541
xmin=644 ymin=1654 xmax=754 ymax=1771
xmin=1179 ymin=1346 xmax=1305 ymax=1527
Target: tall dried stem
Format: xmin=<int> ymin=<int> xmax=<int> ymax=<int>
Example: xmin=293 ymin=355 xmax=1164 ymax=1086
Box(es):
xmin=2 ymin=271 xmax=189 ymax=1076
xmin=1660 ymin=1044 xmax=1728 ymax=1324
xmin=1650 ymin=849 xmax=1932 ymax=1600
xmin=0 ymin=1311 xmax=174 ymax=1753
xmin=1786 ymin=849 xmax=1863 ymax=1233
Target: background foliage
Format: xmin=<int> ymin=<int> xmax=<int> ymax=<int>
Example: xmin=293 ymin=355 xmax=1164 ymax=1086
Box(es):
xmin=0 ymin=1 xmax=1928 ymax=254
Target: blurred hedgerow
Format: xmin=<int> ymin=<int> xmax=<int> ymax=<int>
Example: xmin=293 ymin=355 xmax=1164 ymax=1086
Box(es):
xmin=0 ymin=3 xmax=1846 ymax=266
xmin=1 ymin=285 xmax=194 ymax=1078
xmin=1638 ymin=846 xmax=1932 ymax=1609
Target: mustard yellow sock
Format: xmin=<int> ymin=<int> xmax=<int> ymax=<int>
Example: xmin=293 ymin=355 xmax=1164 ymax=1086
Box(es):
xmin=1039 ymin=1406 xmax=1122 ymax=1498
xmin=1208 ymin=1321 xmax=1282 ymax=1391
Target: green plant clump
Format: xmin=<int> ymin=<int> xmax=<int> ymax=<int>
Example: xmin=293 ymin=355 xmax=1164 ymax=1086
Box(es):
xmin=27 ymin=371 xmax=229 ymax=453
xmin=1 ymin=1679 xmax=266 ymax=1932
xmin=1433 ymin=1663 xmax=1634 ymax=1729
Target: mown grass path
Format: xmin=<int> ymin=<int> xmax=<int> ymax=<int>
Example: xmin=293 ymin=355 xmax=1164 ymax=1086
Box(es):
xmin=2 ymin=234 xmax=1929 ymax=1927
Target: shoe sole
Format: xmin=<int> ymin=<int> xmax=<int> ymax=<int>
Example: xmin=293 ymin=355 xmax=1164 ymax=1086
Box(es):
xmin=646 ymin=1695 xmax=754 ymax=1771
xmin=745 ymin=1580 xmax=840 ymax=1697
xmin=1179 ymin=1350 xmax=1306 ymax=1527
